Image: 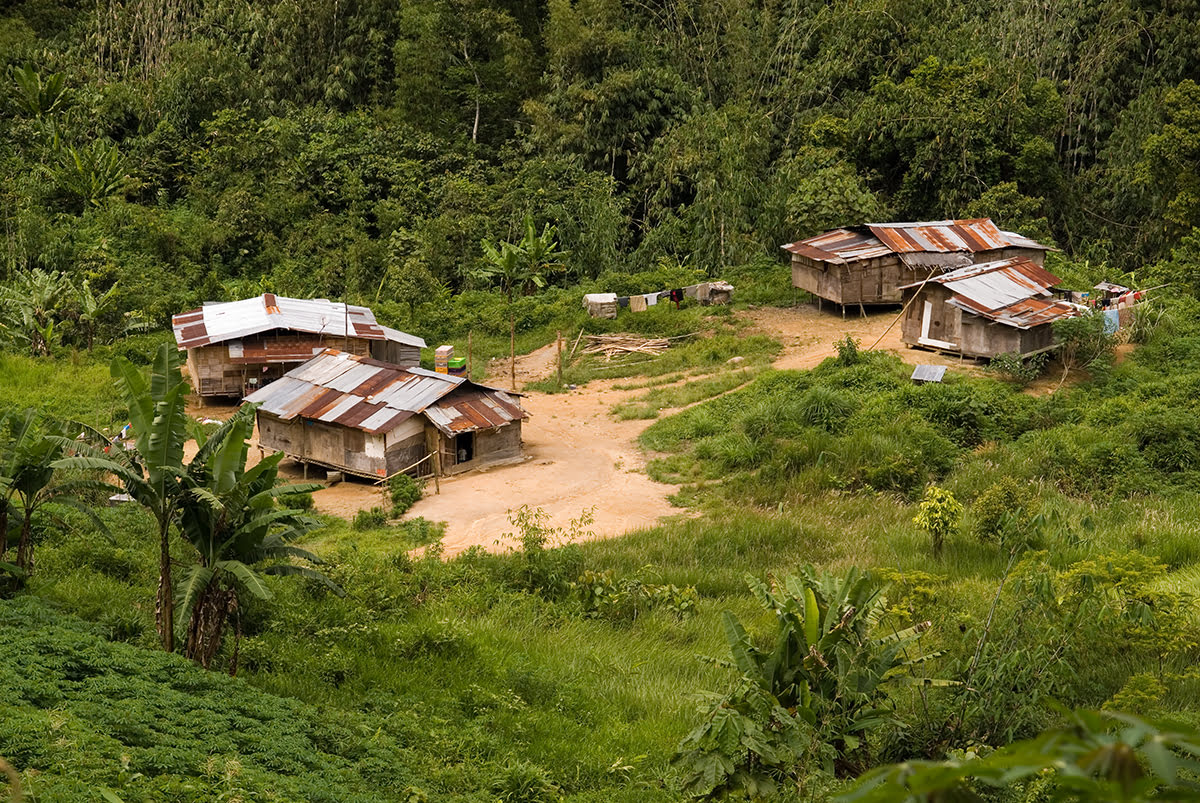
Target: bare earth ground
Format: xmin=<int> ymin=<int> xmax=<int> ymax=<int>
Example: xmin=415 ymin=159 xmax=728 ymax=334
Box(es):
xmin=185 ymin=302 xmax=989 ymax=555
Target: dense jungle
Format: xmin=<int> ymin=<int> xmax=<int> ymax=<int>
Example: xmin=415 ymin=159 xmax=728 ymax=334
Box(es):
xmin=7 ymin=0 xmax=1200 ymax=801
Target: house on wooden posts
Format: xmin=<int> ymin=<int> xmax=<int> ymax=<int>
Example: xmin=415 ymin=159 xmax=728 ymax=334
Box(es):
xmin=244 ymin=349 xmax=527 ymax=479
xmin=173 ymin=294 xmax=425 ymax=398
xmin=898 ymin=257 xmax=1079 ymax=359
xmin=781 ymin=219 xmax=1051 ymax=308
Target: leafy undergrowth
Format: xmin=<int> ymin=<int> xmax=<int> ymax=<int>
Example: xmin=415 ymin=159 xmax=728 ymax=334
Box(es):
xmin=0 ymin=596 xmax=429 ymax=802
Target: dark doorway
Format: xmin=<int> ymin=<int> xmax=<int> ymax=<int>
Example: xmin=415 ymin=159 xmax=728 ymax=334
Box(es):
xmin=455 ymin=432 xmax=475 ymax=464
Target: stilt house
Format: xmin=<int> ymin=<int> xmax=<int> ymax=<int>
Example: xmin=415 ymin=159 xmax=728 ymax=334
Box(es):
xmin=244 ymin=350 xmax=526 ymax=479
xmin=898 ymin=257 xmax=1079 ymax=359
xmin=781 ymin=219 xmax=1051 ymax=307
xmin=173 ymin=294 xmax=425 ymax=397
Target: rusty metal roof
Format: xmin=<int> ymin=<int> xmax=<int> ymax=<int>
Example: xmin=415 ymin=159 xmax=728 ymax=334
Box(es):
xmin=901 ymin=258 xmax=1080 ymax=330
xmin=244 ymin=350 xmax=525 ymax=436
xmin=781 ymin=219 xmax=1050 ymax=265
xmin=172 ymin=294 xmax=426 ymax=351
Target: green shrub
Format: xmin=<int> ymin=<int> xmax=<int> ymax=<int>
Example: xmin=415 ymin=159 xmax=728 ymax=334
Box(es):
xmin=913 ymin=485 xmax=963 ymax=555
xmin=277 ymin=488 xmax=315 ymax=510
xmin=388 ymin=474 xmax=424 ymax=515
xmin=835 ymin=334 xmax=861 ymax=366
xmin=973 ymin=476 xmax=1036 ymax=543
xmin=352 ymin=507 xmax=389 ymax=530
xmin=491 ymin=761 xmax=559 ymax=803
xmin=986 ymin=351 xmax=1048 ymax=385
xmin=573 ymin=569 xmax=698 ymax=622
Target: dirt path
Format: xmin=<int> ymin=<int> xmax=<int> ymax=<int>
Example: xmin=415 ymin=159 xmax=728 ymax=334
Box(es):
xmin=741 ymin=303 xmax=984 ymax=374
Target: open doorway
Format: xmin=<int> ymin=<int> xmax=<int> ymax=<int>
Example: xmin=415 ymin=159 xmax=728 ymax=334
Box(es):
xmin=454 ymin=432 xmax=475 ymax=465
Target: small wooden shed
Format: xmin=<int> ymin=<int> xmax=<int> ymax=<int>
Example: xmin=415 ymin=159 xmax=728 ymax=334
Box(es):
xmin=173 ymin=294 xmax=425 ymax=398
xmin=898 ymin=258 xmax=1079 ymax=359
xmin=244 ymin=350 xmax=526 ymax=479
xmin=781 ymin=219 xmax=1051 ymax=308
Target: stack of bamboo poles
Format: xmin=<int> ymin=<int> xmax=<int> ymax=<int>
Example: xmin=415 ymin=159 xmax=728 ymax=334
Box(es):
xmin=581 ymin=333 xmax=673 ymax=360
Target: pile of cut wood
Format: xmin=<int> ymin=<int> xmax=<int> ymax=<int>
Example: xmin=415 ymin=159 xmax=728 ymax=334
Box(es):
xmin=581 ymin=333 xmax=672 ymax=360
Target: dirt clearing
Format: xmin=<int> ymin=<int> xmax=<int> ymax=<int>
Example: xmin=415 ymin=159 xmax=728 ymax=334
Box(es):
xmin=182 ymin=301 xmax=991 ymax=555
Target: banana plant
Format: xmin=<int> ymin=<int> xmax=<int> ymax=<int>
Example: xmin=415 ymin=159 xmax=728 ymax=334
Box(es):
xmin=0 ymin=409 xmax=105 ymax=579
xmin=675 ymin=568 xmax=944 ymax=798
xmin=174 ymin=408 xmax=333 ymax=671
xmin=0 ymin=268 xmax=72 ymax=357
xmin=55 ymin=344 xmax=191 ymax=651
xmin=76 ymin=278 xmax=119 ymax=352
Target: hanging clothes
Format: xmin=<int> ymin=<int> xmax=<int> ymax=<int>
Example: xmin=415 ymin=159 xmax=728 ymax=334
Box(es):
xmin=644 ymin=292 xmax=658 ymax=307
xmin=617 ymin=296 xmax=630 ymax=309
xmin=629 ymin=294 xmax=647 ymax=313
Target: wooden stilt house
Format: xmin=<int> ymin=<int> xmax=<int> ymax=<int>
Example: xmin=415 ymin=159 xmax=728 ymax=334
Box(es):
xmin=245 ymin=350 xmax=526 ymax=479
xmin=898 ymin=258 xmax=1079 ymax=359
xmin=173 ymin=294 xmax=425 ymax=398
xmin=781 ymin=219 xmax=1051 ymax=308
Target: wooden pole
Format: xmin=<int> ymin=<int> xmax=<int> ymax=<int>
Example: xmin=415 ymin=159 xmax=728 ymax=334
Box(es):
xmin=432 ymin=451 xmax=441 ymax=494
xmin=510 ymin=314 xmax=516 ymax=391
xmin=467 ymin=330 xmax=473 ymax=380
xmin=556 ymin=330 xmax=563 ymax=387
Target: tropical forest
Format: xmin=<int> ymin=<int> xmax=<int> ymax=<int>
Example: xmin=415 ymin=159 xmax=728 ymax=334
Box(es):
xmin=6 ymin=0 xmax=1200 ymax=801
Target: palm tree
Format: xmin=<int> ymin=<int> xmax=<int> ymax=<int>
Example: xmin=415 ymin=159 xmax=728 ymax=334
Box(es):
xmin=56 ymin=344 xmax=190 ymax=651
xmin=476 ymin=215 xmax=567 ymax=389
xmin=176 ymin=408 xmax=331 ymax=671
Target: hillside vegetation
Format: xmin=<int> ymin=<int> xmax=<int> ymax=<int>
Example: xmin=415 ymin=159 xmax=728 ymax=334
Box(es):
xmin=6 ymin=0 xmax=1200 ymax=801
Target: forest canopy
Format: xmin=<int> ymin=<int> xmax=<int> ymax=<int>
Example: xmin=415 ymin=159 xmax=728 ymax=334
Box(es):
xmin=5 ymin=0 xmax=1200 ymax=342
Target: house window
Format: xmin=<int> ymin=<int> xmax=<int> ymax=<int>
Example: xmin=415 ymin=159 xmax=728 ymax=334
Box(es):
xmin=455 ymin=432 xmax=475 ymax=464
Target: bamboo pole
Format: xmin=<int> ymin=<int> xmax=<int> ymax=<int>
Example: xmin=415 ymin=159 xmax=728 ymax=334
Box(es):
xmin=467 ymin=330 xmax=473 ymax=379
xmin=556 ymin=330 xmax=563 ymax=387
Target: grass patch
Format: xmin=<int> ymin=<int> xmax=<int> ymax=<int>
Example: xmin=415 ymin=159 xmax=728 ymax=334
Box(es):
xmin=610 ymin=367 xmax=762 ymax=419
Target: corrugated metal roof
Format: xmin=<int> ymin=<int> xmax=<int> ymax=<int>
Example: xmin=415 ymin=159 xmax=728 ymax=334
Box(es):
xmin=911 ymin=365 xmax=947 ymax=383
xmin=244 ymin=350 xmax=525 ymax=436
xmin=901 ymin=258 xmax=1080 ymax=330
xmin=172 ymin=294 xmax=427 ymax=351
xmin=781 ymin=219 xmax=1051 ymax=265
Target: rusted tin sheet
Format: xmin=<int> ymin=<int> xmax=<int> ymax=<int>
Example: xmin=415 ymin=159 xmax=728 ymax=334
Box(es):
xmin=901 ymin=257 xmax=1080 ymax=330
xmin=243 ymin=349 xmax=526 ymax=436
xmin=782 ymin=219 xmax=1051 ymax=265
xmin=172 ymin=294 xmax=426 ymax=351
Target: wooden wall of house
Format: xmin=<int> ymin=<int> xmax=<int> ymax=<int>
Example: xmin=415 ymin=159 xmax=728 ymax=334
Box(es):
xmin=1019 ymin=324 xmax=1055 ymax=354
xmin=383 ymin=417 xmax=429 ymax=476
xmin=438 ymin=421 xmax=523 ymax=474
xmin=188 ymin=333 xmax=373 ymax=397
xmin=901 ymin=287 xmax=1057 ymax=358
xmin=256 ymin=412 xmax=388 ymax=477
xmin=369 ymin=341 xmax=421 ymax=368
xmin=900 ymin=285 xmax=962 ymax=350
xmin=792 ymin=254 xmax=916 ymax=305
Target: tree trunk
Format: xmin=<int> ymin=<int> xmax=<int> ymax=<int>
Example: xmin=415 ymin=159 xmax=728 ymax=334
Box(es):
xmin=0 ymin=502 xmax=8 ymax=559
xmin=15 ymin=510 xmax=33 ymax=574
xmin=185 ymin=581 xmax=235 ymax=668
xmin=228 ymin=601 xmax=242 ymax=677
xmin=510 ymin=310 xmax=516 ymax=391
xmin=157 ymin=523 xmax=174 ymax=652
